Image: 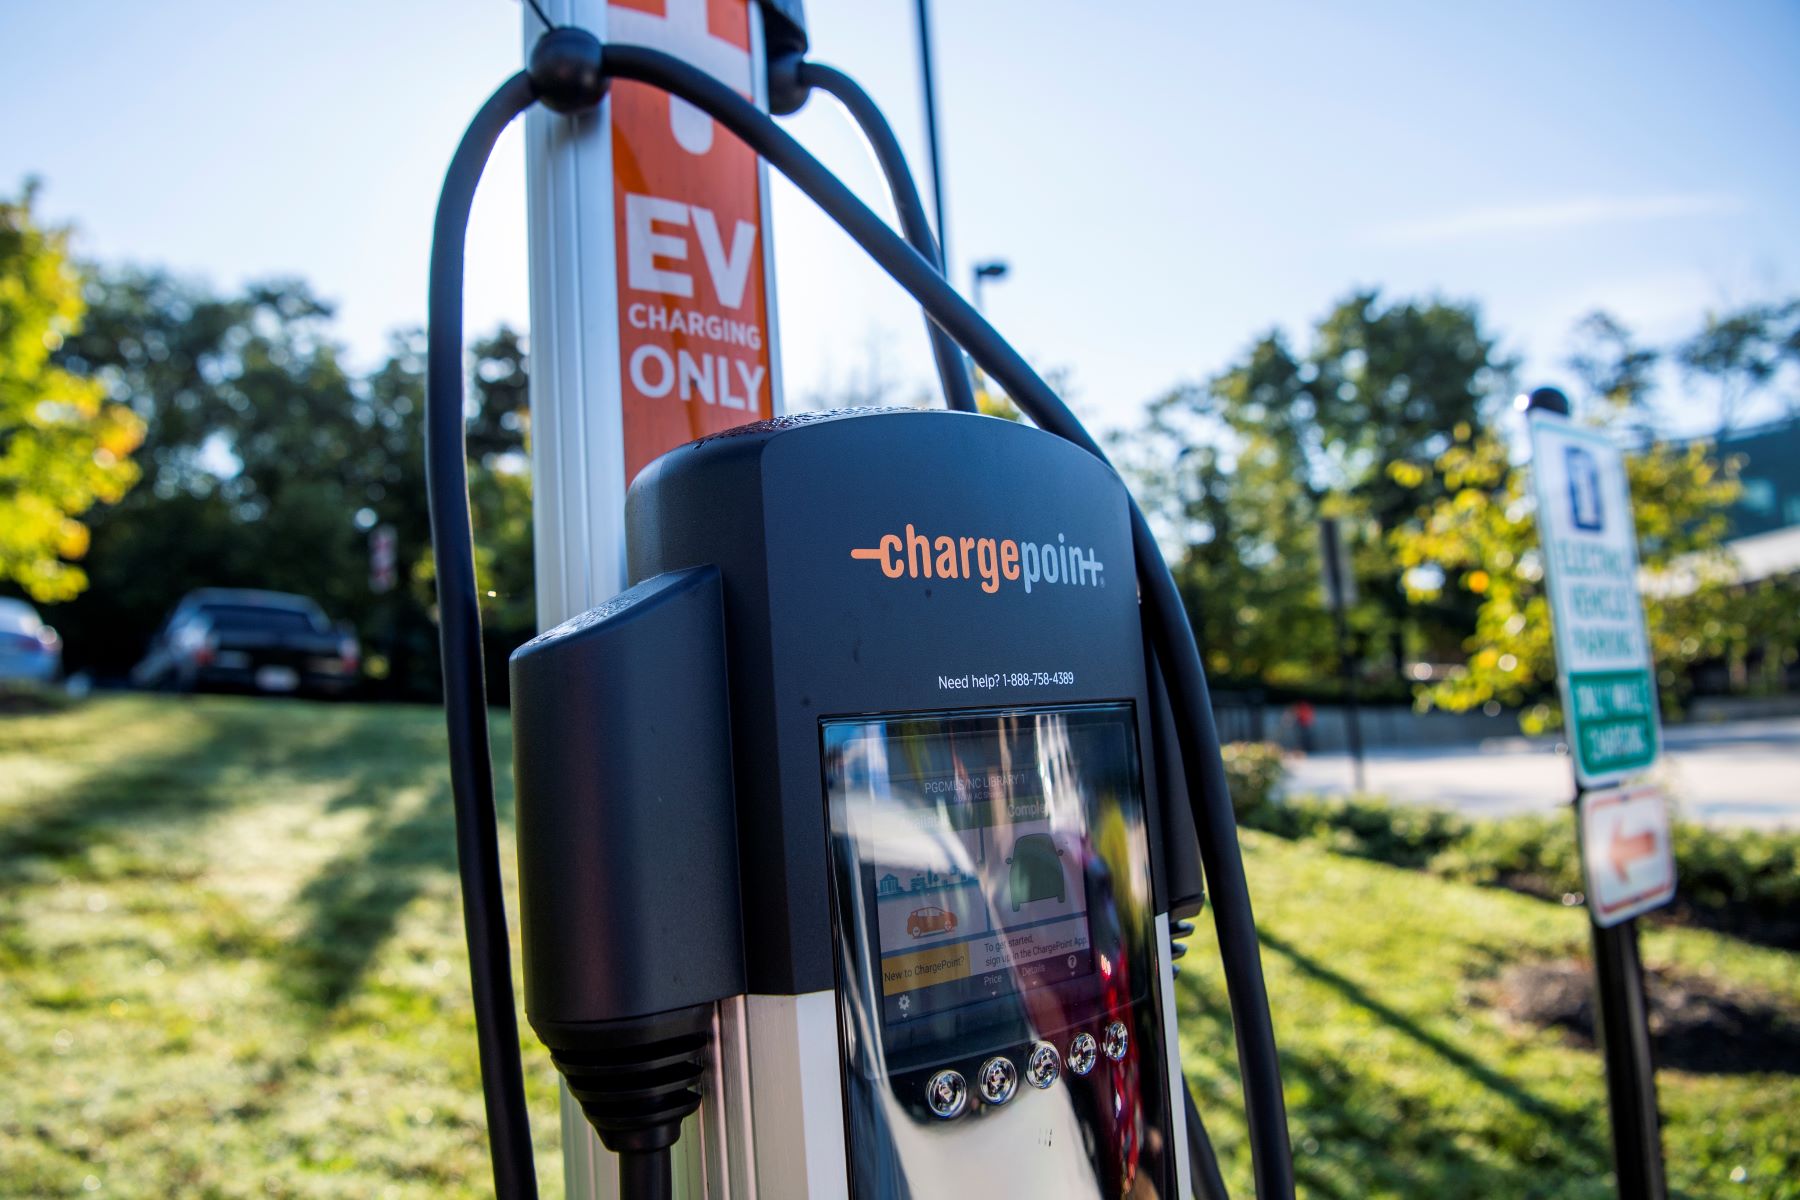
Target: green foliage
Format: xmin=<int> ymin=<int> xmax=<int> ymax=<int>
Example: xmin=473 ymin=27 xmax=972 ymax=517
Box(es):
xmin=416 ymin=328 xmax=537 ymax=634
xmin=1676 ymin=299 xmax=1800 ymax=433
xmin=1245 ymin=794 xmax=1474 ymax=870
xmin=48 ymin=269 xmax=534 ymax=694
xmin=1220 ymin=740 xmax=1286 ymax=819
xmin=0 ymin=679 xmax=78 ymax=715
xmin=0 ymin=184 xmax=143 ymax=601
xmin=1389 ymin=312 xmax=1750 ymax=724
xmin=1119 ymin=289 xmax=1515 ymax=688
xmin=1669 ymin=821 xmax=1800 ymax=919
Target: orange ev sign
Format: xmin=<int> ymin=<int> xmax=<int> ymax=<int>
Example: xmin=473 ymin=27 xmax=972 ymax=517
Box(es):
xmin=609 ymin=0 xmax=775 ymax=483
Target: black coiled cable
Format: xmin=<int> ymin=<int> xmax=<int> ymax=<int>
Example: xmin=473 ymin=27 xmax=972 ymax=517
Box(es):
xmin=787 ymin=59 xmax=977 ymax=415
xmin=427 ymin=30 xmax=1293 ymax=1200
xmin=426 ymin=68 xmax=544 ymax=1200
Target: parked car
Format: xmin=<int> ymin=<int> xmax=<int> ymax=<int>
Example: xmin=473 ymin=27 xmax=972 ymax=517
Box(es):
xmin=0 ymin=598 xmax=62 ymax=684
xmin=132 ymin=589 xmax=359 ymax=697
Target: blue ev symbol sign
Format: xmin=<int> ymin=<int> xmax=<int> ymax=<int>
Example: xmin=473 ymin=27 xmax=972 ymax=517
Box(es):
xmin=1527 ymin=411 xmax=1662 ymax=786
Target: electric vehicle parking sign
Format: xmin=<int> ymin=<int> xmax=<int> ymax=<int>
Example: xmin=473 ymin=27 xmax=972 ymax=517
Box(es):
xmin=1527 ymin=411 xmax=1661 ymax=786
xmin=610 ymin=0 xmax=776 ymax=482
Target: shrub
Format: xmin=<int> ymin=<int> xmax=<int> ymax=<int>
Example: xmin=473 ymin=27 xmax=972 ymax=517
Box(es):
xmin=1243 ymin=793 xmax=1800 ymax=948
xmin=1220 ymin=742 xmax=1286 ymax=820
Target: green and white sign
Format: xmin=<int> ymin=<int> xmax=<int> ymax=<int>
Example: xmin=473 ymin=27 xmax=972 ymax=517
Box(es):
xmin=1527 ymin=411 xmax=1662 ymax=785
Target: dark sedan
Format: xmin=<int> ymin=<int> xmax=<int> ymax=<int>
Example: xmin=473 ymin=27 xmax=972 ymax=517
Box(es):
xmin=132 ymin=589 xmax=359 ymax=697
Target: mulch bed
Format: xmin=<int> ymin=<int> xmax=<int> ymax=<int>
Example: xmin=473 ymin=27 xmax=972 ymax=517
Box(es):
xmin=1493 ymin=959 xmax=1800 ymax=1075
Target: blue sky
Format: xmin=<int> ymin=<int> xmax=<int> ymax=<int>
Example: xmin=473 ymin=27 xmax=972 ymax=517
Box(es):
xmin=3 ymin=0 xmax=1796 ymax=437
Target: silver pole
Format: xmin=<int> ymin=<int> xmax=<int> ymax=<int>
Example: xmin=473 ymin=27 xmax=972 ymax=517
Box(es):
xmin=520 ymin=2 xmax=801 ymax=1195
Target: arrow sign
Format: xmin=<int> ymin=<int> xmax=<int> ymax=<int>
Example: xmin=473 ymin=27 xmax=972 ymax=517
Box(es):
xmin=1581 ymin=784 xmax=1676 ymax=927
xmin=1608 ymin=825 xmax=1657 ymax=883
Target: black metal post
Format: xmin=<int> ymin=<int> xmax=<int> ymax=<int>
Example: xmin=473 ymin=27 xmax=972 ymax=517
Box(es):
xmin=1319 ymin=516 xmax=1365 ymax=790
xmin=1526 ymin=385 xmax=1666 ymax=1200
xmin=1588 ymin=877 xmax=1668 ymax=1200
xmin=913 ymin=0 xmax=949 ymax=263
xmin=1331 ymin=604 xmax=1366 ymax=792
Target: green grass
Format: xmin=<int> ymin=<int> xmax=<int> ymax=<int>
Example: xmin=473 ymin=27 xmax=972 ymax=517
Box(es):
xmin=0 ymin=696 xmax=564 ymax=1198
xmin=1180 ymin=835 xmax=1800 ymax=1198
xmin=1 ymin=697 xmax=1794 ymax=1197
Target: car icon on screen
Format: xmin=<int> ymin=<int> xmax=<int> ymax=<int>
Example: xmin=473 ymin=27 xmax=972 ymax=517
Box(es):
xmin=906 ymin=906 xmax=957 ymax=938
xmin=1006 ymin=834 xmax=1066 ymax=911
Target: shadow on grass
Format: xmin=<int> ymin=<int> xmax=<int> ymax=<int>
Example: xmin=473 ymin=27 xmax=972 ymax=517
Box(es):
xmin=282 ymin=777 xmax=460 ymax=1012
xmin=1260 ymin=930 xmax=1604 ymax=1144
xmin=0 ymin=704 xmax=264 ymax=882
xmin=0 ymin=698 xmax=503 ymax=1020
xmin=0 ymin=700 xmax=466 ymax=876
xmin=273 ymin=707 xmax=522 ymax=1015
xmin=1185 ymin=932 xmax=1615 ymax=1198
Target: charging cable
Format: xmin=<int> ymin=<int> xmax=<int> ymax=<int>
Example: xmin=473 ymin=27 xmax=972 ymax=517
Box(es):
xmin=426 ymin=26 xmax=1294 ymax=1200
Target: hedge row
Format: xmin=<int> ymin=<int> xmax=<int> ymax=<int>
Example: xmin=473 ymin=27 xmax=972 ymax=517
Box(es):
xmin=1219 ymin=742 xmax=1800 ymax=949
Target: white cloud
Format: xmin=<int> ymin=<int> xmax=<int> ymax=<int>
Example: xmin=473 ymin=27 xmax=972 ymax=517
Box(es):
xmin=1363 ymin=193 xmax=1747 ymax=247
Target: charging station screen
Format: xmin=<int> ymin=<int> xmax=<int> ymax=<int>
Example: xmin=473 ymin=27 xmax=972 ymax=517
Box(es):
xmin=823 ymin=705 xmax=1140 ymax=1027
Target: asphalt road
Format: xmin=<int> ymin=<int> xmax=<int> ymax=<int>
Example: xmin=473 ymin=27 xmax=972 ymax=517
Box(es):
xmin=1283 ymin=716 xmax=1800 ymax=829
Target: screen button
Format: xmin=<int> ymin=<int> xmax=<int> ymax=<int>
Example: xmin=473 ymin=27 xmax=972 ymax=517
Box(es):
xmin=978 ymin=1056 xmax=1019 ymax=1106
xmin=926 ymin=1069 xmax=968 ymax=1119
xmin=1067 ymin=1032 xmax=1098 ymax=1076
xmin=1025 ymin=1041 xmax=1061 ymax=1089
xmin=1102 ymin=1020 xmax=1129 ymax=1061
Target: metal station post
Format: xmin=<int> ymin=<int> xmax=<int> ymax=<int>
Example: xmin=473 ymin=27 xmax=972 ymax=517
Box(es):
xmin=1522 ymin=387 xmax=1668 ymax=1200
xmin=518 ymin=2 xmax=824 ymax=1195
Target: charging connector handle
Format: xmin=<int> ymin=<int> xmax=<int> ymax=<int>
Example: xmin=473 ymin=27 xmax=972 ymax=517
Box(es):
xmin=597 ymin=42 xmax=1296 ymax=1199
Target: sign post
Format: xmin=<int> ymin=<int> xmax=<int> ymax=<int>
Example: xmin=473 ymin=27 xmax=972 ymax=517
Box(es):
xmin=1318 ymin=516 xmax=1365 ymax=790
xmin=520 ymin=2 xmax=816 ymax=1196
xmin=1524 ymin=387 xmax=1669 ymax=1200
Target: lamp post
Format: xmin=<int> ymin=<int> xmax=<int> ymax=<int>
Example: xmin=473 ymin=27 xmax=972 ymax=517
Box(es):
xmin=914 ymin=0 xmax=949 ymax=264
xmin=966 ymin=260 xmax=1011 ymax=409
xmin=971 ymin=259 xmax=1010 ymax=313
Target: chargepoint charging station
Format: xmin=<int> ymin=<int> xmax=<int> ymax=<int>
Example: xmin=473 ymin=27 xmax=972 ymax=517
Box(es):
xmin=424 ymin=3 xmax=1295 ymax=1197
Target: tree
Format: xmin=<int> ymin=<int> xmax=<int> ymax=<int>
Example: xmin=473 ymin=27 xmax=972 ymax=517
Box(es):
xmin=411 ymin=326 xmax=538 ymax=635
xmin=0 ymin=184 xmax=142 ymax=601
xmin=1120 ymin=290 xmax=1514 ymax=691
xmin=1130 ymin=333 xmax=1337 ymax=686
xmin=1391 ymin=312 xmax=1744 ymax=727
xmin=49 ymin=266 xmax=535 ymax=695
xmin=1677 ymin=299 xmax=1800 ymax=433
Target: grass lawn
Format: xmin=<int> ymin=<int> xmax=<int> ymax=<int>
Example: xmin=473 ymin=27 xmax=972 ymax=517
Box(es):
xmin=1 ymin=697 xmax=1795 ymax=1197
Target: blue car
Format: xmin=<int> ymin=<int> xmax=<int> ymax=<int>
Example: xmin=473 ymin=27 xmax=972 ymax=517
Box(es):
xmin=0 ymin=599 xmax=62 ymax=685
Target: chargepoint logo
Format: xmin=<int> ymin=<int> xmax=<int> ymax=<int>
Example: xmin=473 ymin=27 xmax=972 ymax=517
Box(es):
xmin=850 ymin=524 xmax=1106 ymax=595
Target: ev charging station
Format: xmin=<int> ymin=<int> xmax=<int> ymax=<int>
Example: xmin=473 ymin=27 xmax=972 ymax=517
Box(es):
xmin=424 ymin=3 xmax=1296 ymax=1197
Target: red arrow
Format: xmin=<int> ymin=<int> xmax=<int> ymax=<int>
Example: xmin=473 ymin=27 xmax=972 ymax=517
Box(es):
xmin=1608 ymin=825 xmax=1657 ymax=882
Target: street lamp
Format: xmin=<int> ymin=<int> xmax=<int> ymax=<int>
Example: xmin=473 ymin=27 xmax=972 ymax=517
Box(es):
xmin=971 ymin=259 xmax=1010 ymax=313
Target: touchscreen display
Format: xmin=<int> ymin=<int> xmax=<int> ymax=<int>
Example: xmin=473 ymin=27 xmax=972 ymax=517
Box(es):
xmin=823 ymin=705 xmax=1138 ymax=1027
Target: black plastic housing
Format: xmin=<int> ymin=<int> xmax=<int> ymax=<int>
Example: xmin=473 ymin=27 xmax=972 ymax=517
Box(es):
xmin=509 ymin=566 xmax=745 ymax=1028
xmin=626 ymin=409 xmax=1174 ymax=997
